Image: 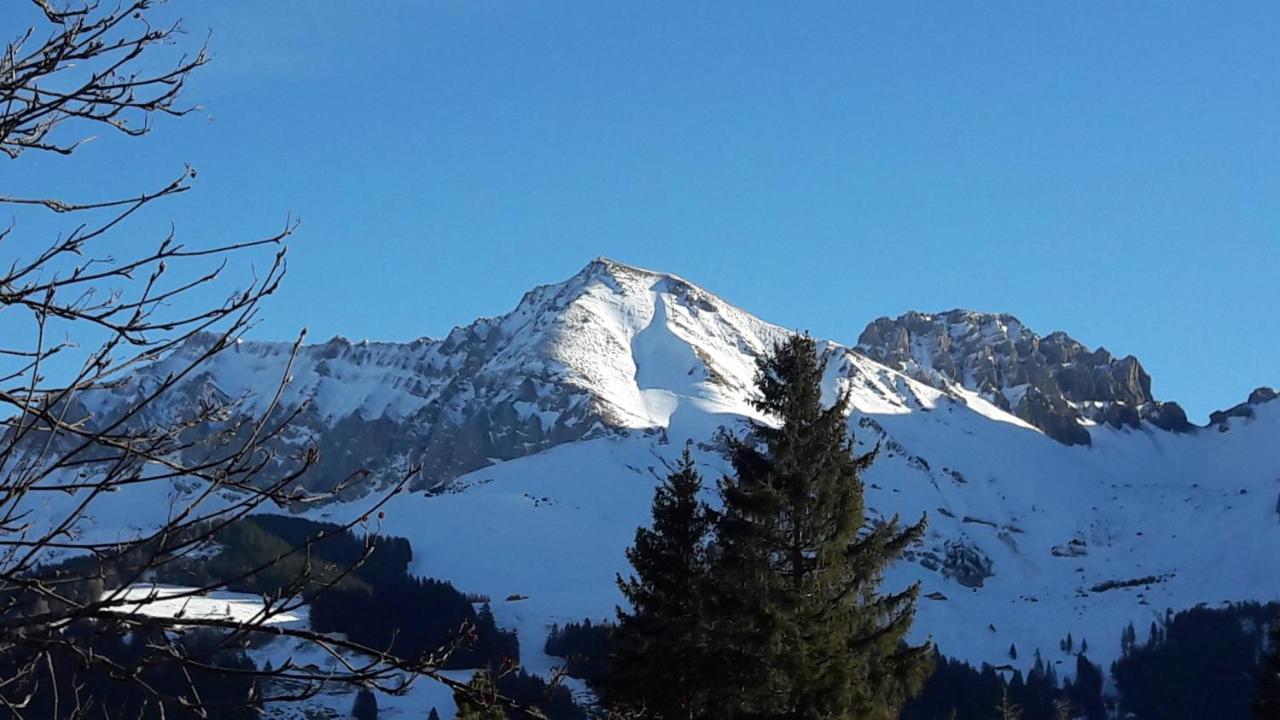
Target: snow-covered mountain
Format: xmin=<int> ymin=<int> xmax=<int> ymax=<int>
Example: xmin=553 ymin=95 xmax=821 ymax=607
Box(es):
xmin=74 ymin=258 xmax=789 ymax=496
xmin=61 ymin=258 xmax=1280 ymax=708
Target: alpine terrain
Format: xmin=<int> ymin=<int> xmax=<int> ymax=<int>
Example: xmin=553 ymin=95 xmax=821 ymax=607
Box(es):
xmin=52 ymin=258 xmax=1280 ymax=714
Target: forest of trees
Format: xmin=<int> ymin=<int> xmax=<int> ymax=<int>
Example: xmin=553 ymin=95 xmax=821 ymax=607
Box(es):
xmin=200 ymin=516 xmax=602 ymax=718
xmin=1260 ymin=618 xmax=1280 ymax=719
xmin=899 ymin=649 xmax=1104 ymax=720
xmin=207 ymin=515 xmax=520 ymax=671
xmin=1113 ymin=603 xmax=1280 ymax=720
xmin=311 ymin=579 xmax=517 ymax=670
xmin=0 ymin=624 xmax=260 ymax=719
xmin=0 ymin=513 xmax=530 ymax=717
xmin=544 ymin=604 xmax=1280 ymax=720
xmin=545 ymin=619 xmax=614 ymax=682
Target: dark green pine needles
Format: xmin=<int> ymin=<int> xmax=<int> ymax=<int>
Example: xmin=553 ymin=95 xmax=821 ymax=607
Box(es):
xmin=611 ymin=444 xmax=716 ymax=719
xmin=612 ymin=333 xmax=932 ymax=720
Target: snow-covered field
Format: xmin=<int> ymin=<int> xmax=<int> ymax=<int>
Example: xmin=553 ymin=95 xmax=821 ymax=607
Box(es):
xmin=311 ymin=395 xmax=1280 ymax=688
xmin=113 ymin=585 xmax=306 ymax=627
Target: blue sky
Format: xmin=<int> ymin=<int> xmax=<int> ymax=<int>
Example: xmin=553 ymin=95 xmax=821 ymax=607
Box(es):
xmin=12 ymin=3 xmax=1278 ymax=421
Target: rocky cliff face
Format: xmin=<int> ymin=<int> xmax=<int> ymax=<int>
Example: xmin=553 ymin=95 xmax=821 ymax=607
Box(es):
xmin=62 ymin=259 xmax=785 ymax=496
xmin=856 ymin=309 xmax=1192 ymax=445
xmin=61 ymin=264 xmax=1254 ymax=498
xmin=53 ymin=328 xmax=609 ymax=498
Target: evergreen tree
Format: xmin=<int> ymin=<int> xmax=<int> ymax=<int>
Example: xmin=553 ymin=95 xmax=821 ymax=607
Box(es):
xmin=708 ymin=333 xmax=931 ymax=719
xmin=544 ymin=618 xmax=613 ymax=683
xmin=611 ymin=444 xmax=715 ymax=718
xmin=1066 ymin=654 xmax=1105 ymax=720
xmin=1122 ymin=622 xmax=1137 ymax=655
xmin=1259 ymin=620 xmax=1280 ymax=719
xmin=351 ymin=688 xmax=378 ymax=720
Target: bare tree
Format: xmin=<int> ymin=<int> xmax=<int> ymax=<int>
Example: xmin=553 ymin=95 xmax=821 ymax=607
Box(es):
xmin=0 ymin=2 xmax=518 ymax=717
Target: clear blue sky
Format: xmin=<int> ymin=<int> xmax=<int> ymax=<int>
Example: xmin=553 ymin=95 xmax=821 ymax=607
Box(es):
xmin=14 ymin=3 xmax=1278 ymax=422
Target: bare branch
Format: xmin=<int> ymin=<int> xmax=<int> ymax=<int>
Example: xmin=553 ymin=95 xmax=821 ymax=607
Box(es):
xmin=0 ymin=3 xmax=517 ymax=717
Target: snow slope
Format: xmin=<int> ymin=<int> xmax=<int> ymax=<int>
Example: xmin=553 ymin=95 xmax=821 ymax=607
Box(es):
xmin=308 ymin=366 xmax=1279 ymax=688
xmin=116 ymin=584 xmax=306 ymax=627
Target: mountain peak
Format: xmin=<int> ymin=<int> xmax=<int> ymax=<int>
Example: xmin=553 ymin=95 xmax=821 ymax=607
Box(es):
xmin=513 ymin=257 xmax=786 ymax=425
xmin=857 ymin=309 xmax=1191 ymax=444
xmin=572 ymin=257 xmax=697 ymax=293
xmin=583 ymin=256 xmax=650 ymax=275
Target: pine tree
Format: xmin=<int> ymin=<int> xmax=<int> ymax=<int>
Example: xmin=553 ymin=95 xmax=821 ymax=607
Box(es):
xmin=1069 ymin=654 xmax=1105 ymax=720
xmin=1259 ymin=619 xmax=1280 ymax=719
xmin=708 ymin=333 xmax=931 ymax=719
xmin=610 ymin=444 xmax=715 ymax=718
xmin=351 ymin=688 xmax=378 ymax=720
xmin=1122 ymin=622 xmax=1137 ymax=655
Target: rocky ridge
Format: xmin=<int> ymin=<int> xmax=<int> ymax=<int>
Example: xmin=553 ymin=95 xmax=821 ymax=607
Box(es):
xmin=64 ymin=259 xmax=784 ymax=495
xmin=62 ymin=261 xmax=1272 ymax=496
xmin=856 ymin=309 xmax=1195 ymax=445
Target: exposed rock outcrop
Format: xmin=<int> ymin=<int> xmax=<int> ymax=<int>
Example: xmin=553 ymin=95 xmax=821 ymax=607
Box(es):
xmin=1209 ymin=386 xmax=1278 ymax=429
xmin=52 ymin=259 xmax=786 ymax=498
xmin=856 ymin=309 xmax=1193 ymax=445
xmin=941 ymin=540 xmax=995 ymax=588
